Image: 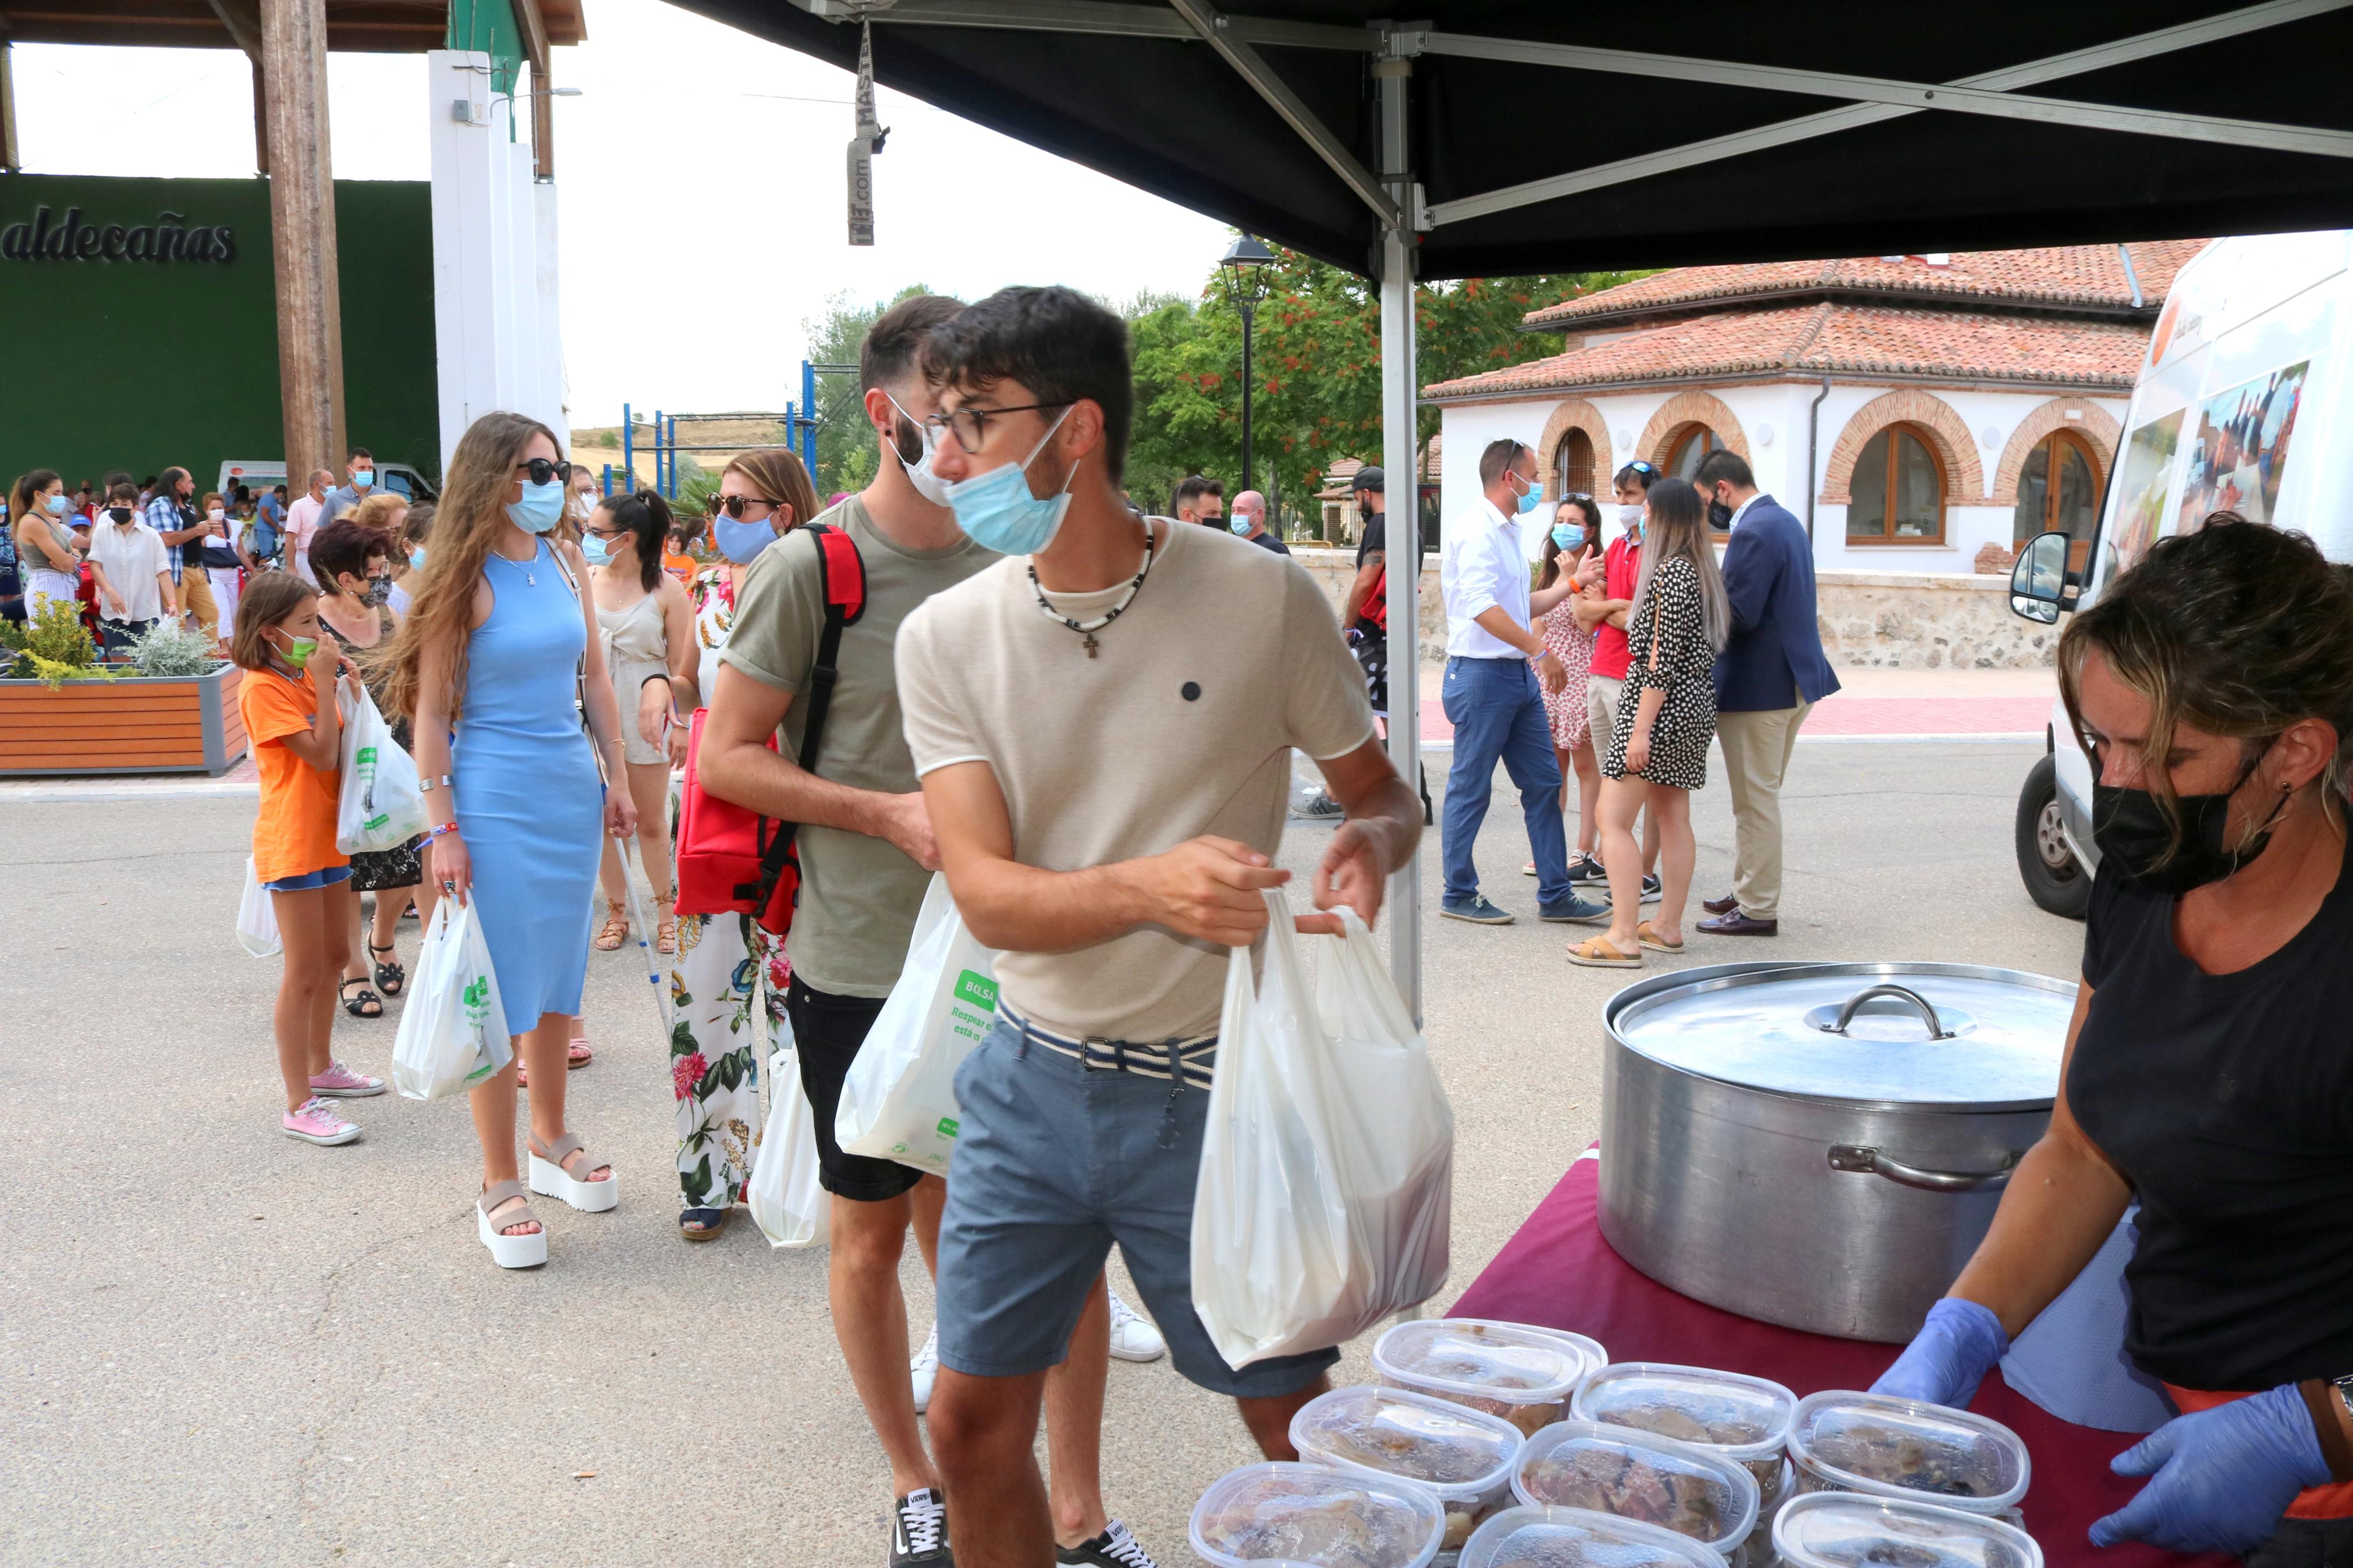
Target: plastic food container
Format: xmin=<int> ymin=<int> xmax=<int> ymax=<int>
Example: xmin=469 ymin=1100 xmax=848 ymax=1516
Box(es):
xmin=1786 ymin=1393 xmax=2030 ymax=1516
xmin=1772 ymin=1491 xmax=2043 ymax=1568
xmin=1291 ymin=1385 xmax=1526 ymax=1554
xmin=1511 ymin=1420 xmax=1758 ymax=1560
xmin=1375 ymin=1320 xmax=1604 ymax=1438
xmin=1739 ymin=1462 xmax=1796 ymax=1568
xmin=1571 ymin=1364 xmax=1798 ymax=1502
xmin=1191 ymin=1461 xmax=1447 ymax=1568
xmin=1459 ymin=1505 xmax=1730 ymax=1568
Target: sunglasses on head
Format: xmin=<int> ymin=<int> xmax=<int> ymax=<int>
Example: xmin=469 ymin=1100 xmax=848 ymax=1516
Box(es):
xmin=708 ymin=493 xmax=780 ymax=519
xmin=517 ymin=458 xmax=579 ymax=486
xmin=1622 ymin=461 xmax=1658 ymax=476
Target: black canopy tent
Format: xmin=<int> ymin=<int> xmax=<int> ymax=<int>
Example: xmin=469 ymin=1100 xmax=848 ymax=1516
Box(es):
xmin=666 ymin=0 xmax=2353 ymax=1008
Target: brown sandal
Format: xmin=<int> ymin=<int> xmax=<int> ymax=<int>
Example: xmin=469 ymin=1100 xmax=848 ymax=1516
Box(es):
xmin=1566 ymin=936 xmax=1643 ymax=968
xmin=654 ymin=886 xmax=679 ymax=956
xmin=593 ymin=897 xmax=629 ymax=952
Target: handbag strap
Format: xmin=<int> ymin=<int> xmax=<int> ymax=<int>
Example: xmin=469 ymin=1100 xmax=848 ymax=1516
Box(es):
xmin=751 ymin=524 xmax=867 ymax=889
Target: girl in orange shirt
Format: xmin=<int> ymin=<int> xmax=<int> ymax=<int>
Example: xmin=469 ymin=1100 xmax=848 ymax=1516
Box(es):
xmin=233 ymin=573 xmax=385 ymax=1146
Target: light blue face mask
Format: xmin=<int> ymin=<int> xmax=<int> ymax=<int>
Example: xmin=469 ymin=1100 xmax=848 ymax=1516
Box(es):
xmin=409 ymin=547 xmax=427 ymax=571
xmin=352 ymin=468 xmax=374 ymax=489
xmin=1228 ymin=515 xmax=1249 ymax=535
xmin=1513 ymin=475 xmax=1546 ymax=516
xmin=1550 ymin=522 xmax=1580 ymax=550
xmin=712 ymin=515 xmax=775 ymax=564
xmin=506 ymin=478 xmax=566 ymax=535
xmin=941 ymin=407 xmax=1076 ymax=556
xmin=45 ymin=493 xmax=70 ymax=516
xmin=581 ymin=532 xmax=611 ymax=566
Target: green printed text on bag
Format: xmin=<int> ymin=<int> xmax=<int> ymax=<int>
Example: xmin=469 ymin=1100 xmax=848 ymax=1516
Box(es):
xmin=936 ymin=1116 xmax=960 ymax=1140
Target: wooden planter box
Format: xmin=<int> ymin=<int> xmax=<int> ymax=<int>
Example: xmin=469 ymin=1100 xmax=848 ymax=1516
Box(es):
xmin=0 ymin=663 xmax=247 ymax=777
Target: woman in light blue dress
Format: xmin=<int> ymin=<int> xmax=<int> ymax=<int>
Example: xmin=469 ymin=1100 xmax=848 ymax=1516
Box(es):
xmin=386 ymin=411 xmax=636 ymax=1268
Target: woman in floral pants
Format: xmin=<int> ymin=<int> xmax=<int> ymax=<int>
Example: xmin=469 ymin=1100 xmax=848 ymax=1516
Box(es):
xmin=668 ymin=907 xmax=788 ymax=1233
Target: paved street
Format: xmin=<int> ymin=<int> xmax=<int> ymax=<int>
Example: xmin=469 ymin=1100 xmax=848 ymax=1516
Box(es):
xmin=1 ymin=741 xmax=2084 ymax=1567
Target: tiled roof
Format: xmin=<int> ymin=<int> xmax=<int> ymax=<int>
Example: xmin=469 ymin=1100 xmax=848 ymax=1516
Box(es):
xmin=1521 ymin=241 xmax=2209 ymax=330
xmin=1423 ymin=302 xmax=2148 ymax=402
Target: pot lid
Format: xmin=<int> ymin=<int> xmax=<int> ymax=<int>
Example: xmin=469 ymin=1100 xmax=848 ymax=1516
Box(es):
xmin=1609 ymin=962 xmax=2075 ymax=1108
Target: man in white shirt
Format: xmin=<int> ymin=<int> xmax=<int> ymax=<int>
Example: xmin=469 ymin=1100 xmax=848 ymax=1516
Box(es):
xmin=1437 ymin=438 xmax=1605 ymax=926
xmin=284 ymin=470 xmax=331 ymax=585
xmin=87 ymin=483 xmax=171 ymax=653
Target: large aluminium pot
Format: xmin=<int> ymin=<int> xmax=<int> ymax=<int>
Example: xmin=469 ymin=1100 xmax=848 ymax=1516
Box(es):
xmin=1598 ymin=961 xmax=2075 ymax=1343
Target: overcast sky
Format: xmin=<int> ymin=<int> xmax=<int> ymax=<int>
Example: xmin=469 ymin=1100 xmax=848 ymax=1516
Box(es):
xmin=11 ymin=0 xmax=1234 ymax=428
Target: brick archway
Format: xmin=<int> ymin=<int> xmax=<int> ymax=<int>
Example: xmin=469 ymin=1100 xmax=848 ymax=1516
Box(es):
xmin=1537 ymin=397 xmax=1612 ymax=494
xmin=1992 ymin=398 xmax=2122 ymax=506
xmin=1820 ymin=389 xmax=1985 ymax=504
xmin=1638 ymin=390 xmax=1750 ymax=472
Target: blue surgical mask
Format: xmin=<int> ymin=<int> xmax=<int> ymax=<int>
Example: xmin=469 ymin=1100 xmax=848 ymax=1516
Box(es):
xmin=506 ymin=478 xmax=566 ymax=535
xmin=409 ymin=547 xmax=427 ymax=571
xmin=712 ymin=515 xmax=775 ymax=564
xmin=941 ymin=408 xmax=1076 ymax=556
xmin=1550 ymin=523 xmax=1579 ymax=549
xmin=582 ymin=532 xmax=611 ymax=566
xmin=1229 ymin=516 xmax=1249 ymax=535
xmin=1513 ymin=475 xmax=1545 ymax=516
xmin=45 ymin=494 xmax=70 ymax=517
xmin=352 ymin=468 xmax=374 ymax=489
xmin=885 ymin=392 xmax=953 ymax=507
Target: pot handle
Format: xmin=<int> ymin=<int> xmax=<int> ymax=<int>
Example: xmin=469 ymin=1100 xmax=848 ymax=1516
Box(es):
xmin=1823 ymin=983 xmax=1951 ymax=1040
xmin=1828 ymin=1144 xmax=2018 ymax=1193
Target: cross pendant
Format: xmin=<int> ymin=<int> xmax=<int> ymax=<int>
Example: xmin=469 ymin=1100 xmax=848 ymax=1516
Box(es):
xmin=1082 ymin=631 xmax=1099 ymax=658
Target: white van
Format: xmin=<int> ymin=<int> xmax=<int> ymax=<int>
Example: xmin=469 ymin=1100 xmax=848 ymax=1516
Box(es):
xmin=2008 ymin=230 xmax=2353 ymax=914
xmin=215 ymin=460 xmax=438 ymax=505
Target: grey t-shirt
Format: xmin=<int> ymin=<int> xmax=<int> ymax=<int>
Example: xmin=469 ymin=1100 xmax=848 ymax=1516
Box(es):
xmin=719 ymin=496 xmax=998 ymax=997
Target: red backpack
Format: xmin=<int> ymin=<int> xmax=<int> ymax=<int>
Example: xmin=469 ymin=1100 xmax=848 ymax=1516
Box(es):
xmin=673 ymin=524 xmax=866 ymax=936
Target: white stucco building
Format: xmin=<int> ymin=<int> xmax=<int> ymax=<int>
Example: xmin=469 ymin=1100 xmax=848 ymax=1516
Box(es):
xmin=1424 ymin=244 xmax=2204 ymax=576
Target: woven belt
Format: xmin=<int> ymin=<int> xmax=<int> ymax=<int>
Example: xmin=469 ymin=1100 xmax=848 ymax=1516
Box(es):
xmin=1002 ymin=1007 xmax=1216 ymax=1089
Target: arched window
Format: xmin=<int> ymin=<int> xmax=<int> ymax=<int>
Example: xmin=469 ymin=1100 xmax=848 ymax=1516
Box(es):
xmin=1556 ymin=428 xmax=1595 ymax=499
xmin=1667 ymin=425 xmax=1723 ymax=482
xmin=1847 ymin=424 xmax=1946 ymax=543
xmin=2014 ymin=429 xmax=2102 ymax=546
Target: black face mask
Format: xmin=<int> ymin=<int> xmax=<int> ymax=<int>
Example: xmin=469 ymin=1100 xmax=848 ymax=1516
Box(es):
xmin=108 ymin=507 xmax=133 ymax=525
xmin=1708 ymin=499 xmax=1734 ymax=530
xmin=2091 ymin=742 xmax=2290 ymax=895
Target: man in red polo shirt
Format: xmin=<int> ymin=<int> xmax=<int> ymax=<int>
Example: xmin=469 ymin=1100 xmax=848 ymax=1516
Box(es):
xmin=1573 ymin=461 xmax=1663 ymax=895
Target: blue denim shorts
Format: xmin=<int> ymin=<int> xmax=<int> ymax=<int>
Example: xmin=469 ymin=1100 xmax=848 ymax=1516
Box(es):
xmin=934 ymin=1012 xmax=1339 ymax=1398
xmin=262 ymin=864 xmax=353 ymax=893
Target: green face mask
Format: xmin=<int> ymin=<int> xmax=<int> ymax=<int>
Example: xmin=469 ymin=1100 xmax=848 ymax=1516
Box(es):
xmin=278 ymin=632 xmax=318 ymax=670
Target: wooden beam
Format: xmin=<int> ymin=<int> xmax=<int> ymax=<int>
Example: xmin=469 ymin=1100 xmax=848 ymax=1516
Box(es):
xmin=260 ymin=0 xmax=346 ymax=487
xmin=1 ymin=40 xmax=21 ymax=175
xmin=507 ymin=0 xmax=554 ymax=177
xmin=249 ymin=51 xmax=267 ymax=175
xmin=202 ymin=0 xmax=262 ymax=57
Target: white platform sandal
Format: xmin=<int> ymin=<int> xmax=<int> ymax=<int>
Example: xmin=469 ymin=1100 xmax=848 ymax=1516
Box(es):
xmin=477 ymin=1180 xmax=548 ymax=1269
xmin=528 ymin=1132 xmax=619 ymax=1213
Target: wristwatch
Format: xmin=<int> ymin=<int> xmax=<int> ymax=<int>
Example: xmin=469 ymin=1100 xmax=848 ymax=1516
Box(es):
xmin=2334 ymin=1372 xmax=2353 ymax=1424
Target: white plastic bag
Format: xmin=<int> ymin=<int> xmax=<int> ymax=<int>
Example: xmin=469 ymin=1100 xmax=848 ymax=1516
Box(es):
xmin=391 ymin=900 xmax=513 ymax=1100
xmin=750 ymin=1037 xmax=831 ymax=1248
xmin=835 ymin=874 xmax=1000 ymax=1175
xmin=236 ymin=856 xmax=282 ymax=957
xmin=336 ymin=684 xmax=430 ymax=855
xmin=1191 ymin=889 xmax=1454 ymax=1367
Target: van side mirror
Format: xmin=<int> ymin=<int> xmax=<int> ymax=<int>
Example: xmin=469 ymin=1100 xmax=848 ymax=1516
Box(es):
xmin=2010 ymin=531 xmax=2069 ymax=625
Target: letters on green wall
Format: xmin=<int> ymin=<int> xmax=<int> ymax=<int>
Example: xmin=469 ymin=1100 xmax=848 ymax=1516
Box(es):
xmin=0 ymin=174 xmax=439 ymax=494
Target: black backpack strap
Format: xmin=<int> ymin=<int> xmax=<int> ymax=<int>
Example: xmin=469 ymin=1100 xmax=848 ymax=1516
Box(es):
xmin=748 ymin=524 xmax=865 ymax=904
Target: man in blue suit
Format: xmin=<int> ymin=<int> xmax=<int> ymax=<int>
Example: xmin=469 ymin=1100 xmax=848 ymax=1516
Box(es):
xmin=1694 ymin=450 xmax=1841 ymax=937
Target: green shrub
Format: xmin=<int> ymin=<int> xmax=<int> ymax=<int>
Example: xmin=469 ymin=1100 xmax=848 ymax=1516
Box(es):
xmin=5 ymin=600 xmax=115 ymax=688
xmin=124 ymin=619 xmax=221 ymax=678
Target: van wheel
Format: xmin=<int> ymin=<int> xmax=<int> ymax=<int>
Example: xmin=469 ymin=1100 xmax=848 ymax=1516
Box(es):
xmin=2016 ymin=755 xmax=2091 ymax=919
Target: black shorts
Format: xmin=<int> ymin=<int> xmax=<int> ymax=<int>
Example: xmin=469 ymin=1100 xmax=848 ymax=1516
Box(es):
xmin=786 ymin=976 xmax=927 ymax=1204
xmin=1350 ymin=627 xmax=1389 ymax=717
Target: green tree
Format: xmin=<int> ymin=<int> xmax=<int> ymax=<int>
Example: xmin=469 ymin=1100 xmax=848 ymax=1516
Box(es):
xmin=801 ymin=283 xmax=949 ymax=496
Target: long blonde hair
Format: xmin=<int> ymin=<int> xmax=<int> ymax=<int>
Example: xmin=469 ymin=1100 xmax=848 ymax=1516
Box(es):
xmin=381 ymin=411 xmax=563 ymax=722
xmin=1628 ymin=477 xmax=1730 ymax=654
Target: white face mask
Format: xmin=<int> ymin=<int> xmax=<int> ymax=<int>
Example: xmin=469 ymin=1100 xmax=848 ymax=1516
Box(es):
xmin=886 ymin=392 xmax=952 ymax=507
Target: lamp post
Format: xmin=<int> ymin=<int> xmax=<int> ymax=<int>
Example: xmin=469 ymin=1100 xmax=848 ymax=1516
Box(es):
xmin=1219 ymin=233 xmax=1277 ymax=509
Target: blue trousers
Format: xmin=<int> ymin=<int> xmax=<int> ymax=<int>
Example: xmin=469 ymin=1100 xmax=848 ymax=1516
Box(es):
xmin=1440 ymin=655 xmax=1569 ymax=906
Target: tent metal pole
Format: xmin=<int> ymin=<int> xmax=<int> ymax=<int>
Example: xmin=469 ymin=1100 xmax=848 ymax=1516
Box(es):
xmin=1426 ymin=0 xmax=2352 ymax=227
xmin=1376 ymin=53 xmax=1421 ymax=1023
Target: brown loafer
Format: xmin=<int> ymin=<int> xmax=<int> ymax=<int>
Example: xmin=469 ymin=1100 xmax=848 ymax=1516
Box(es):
xmin=1698 ymin=910 xmax=1779 ymax=937
xmin=1702 ymin=892 xmax=1740 ymax=916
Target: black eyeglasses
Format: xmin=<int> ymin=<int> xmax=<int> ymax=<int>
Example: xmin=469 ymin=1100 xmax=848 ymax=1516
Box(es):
xmin=708 ymin=493 xmax=779 ymax=519
xmin=516 ymin=459 xmax=579 ymax=486
xmin=925 ymin=403 xmax=1066 ymax=456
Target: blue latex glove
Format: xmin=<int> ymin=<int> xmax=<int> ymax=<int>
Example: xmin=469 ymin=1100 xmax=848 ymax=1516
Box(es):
xmin=2088 ymin=1384 xmax=2330 ymax=1554
xmin=1872 ymin=1297 xmax=2010 ymax=1409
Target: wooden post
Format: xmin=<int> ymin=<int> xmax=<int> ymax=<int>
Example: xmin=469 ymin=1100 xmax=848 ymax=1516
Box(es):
xmin=1 ymin=39 xmax=22 ymax=174
xmin=511 ymin=0 xmax=554 ymax=179
xmin=259 ymin=0 xmax=345 ymax=485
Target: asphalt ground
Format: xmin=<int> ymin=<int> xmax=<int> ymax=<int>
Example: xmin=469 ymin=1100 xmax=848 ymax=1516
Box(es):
xmin=0 ymin=741 xmax=2086 ymax=1567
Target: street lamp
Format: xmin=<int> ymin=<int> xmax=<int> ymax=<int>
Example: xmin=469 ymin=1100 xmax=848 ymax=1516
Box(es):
xmin=1219 ymin=233 xmax=1278 ymax=504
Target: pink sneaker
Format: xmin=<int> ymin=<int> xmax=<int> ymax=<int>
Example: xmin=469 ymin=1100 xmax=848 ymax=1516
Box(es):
xmin=283 ymin=1096 xmax=361 ymax=1146
xmin=310 ymin=1060 xmax=386 ymax=1097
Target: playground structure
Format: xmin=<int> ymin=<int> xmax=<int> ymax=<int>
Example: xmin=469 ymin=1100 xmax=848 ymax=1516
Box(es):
xmin=601 ymin=361 xmax=860 ymax=502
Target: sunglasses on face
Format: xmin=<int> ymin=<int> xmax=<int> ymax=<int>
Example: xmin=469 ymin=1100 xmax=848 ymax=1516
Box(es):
xmin=515 ymin=458 xmax=579 ymax=486
xmin=924 ymin=402 xmax=1066 ymax=456
xmin=708 ymin=493 xmax=779 ymax=520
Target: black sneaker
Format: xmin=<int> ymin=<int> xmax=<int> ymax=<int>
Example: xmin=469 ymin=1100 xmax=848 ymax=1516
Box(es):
xmin=1641 ymin=872 xmax=1663 ymax=904
xmin=892 ymin=1488 xmax=953 ymax=1566
xmin=1566 ymin=852 xmax=1607 ymax=883
xmin=1057 ymin=1519 xmax=1159 ymax=1567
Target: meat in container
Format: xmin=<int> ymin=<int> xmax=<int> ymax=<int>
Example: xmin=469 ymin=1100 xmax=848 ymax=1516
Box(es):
xmin=1511 ymin=1420 xmax=1759 ymax=1559
xmin=1375 ymin=1320 xmax=1603 ymax=1438
xmin=1570 ymin=1363 xmax=1797 ymax=1502
xmin=1787 ymin=1392 xmax=2031 ymax=1516
xmin=1191 ymin=1460 xmax=1447 ymax=1568
xmin=1459 ymin=1505 xmax=1730 ymax=1568
xmin=1291 ymin=1385 xmax=1526 ymax=1554
xmin=1772 ymin=1491 xmax=2044 ymax=1568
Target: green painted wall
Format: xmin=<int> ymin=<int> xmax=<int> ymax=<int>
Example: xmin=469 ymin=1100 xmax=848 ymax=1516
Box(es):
xmin=0 ymin=174 xmax=438 ymax=498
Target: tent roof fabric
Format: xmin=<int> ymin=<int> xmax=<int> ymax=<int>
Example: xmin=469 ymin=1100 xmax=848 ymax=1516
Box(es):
xmin=1520 ymin=240 xmax=2209 ymax=329
xmin=678 ymin=1 xmax=2353 ymax=280
xmin=1423 ymin=299 xmax=2150 ymax=402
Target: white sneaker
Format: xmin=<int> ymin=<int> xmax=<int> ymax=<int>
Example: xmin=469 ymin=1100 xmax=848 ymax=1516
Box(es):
xmin=1106 ymin=1289 xmax=1166 ymax=1363
xmin=910 ymin=1322 xmax=939 ymax=1414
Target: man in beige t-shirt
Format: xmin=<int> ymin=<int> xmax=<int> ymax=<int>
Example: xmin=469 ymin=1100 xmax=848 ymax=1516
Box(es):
xmin=897 ymin=286 xmax=1422 ymax=1568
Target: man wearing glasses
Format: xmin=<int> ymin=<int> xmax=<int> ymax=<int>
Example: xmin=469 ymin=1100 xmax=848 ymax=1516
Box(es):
xmin=897 ymin=286 xmax=1421 ymax=1568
